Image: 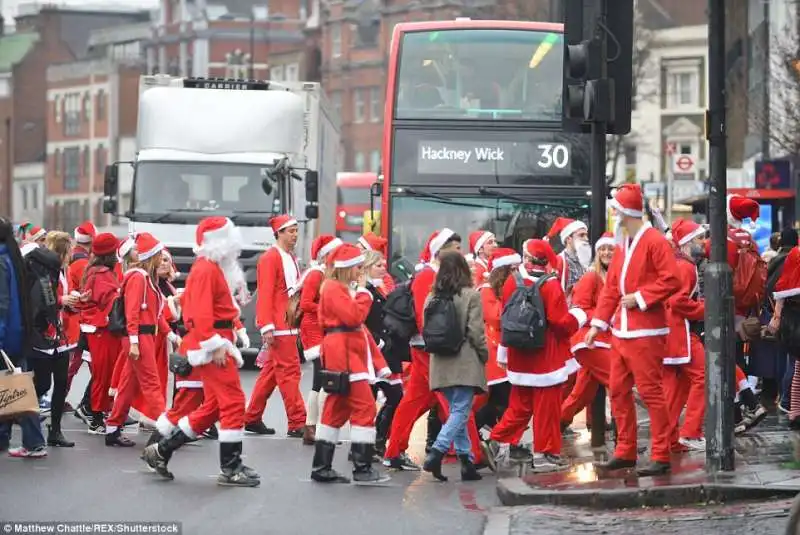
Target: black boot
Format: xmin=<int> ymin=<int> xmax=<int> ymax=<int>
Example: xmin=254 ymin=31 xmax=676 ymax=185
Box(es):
xmin=423 ymin=448 xmax=448 ymax=482
xmin=202 ymin=426 xmax=218 ymax=440
xmin=426 ymin=407 xmax=442 ymax=453
xmin=311 ymin=440 xmax=350 ymax=483
xmin=142 ymin=430 xmax=192 ymax=480
xmin=459 ymin=454 xmax=482 ymax=481
xmin=46 ymin=424 xmax=75 ymax=447
xmin=105 ymin=428 xmax=135 ymax=447
xmin=218 ymin=442 xmax=260 ymax=487
xmin=352 ymin=443 xmax=390 ymax=484
xmin=146 ymin=430 xmax=162 ymax=447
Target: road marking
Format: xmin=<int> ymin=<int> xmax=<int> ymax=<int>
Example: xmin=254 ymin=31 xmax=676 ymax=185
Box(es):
xmin=482 ymin=510 xmax=511 ymax=535
xmin=32 ymin=466 xmax=49 ymax=470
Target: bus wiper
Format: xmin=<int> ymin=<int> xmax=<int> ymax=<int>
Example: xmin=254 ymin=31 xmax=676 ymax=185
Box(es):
xmin=478 ymin=187 xmax=526 ymax=202
xmin=403 ymin=187 xmax=453 ymax=202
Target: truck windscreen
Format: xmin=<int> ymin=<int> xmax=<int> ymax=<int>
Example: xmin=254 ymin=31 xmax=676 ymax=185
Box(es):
xmin=132 ymin=161 xmax=277 ymax=219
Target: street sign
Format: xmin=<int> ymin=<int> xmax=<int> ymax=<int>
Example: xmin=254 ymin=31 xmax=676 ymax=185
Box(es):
xmin=665 ymin=142 xmax=676 ymax=155
xmin=673 ymin=155 xmax=695 ymax=173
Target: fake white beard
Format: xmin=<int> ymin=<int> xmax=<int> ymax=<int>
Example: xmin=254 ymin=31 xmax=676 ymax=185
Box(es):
xmin=614 ymin=219 xmax=626 ymax=245
xmin=575 ymin=240 xmax=592 ymax=269
xmin=220 ymin=255 xmax=247 ymax=297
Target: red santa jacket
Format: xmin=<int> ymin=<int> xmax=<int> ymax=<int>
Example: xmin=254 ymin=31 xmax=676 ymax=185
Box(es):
xmin=665 ymin=253 xmax=705 ymax=365
xmin=54 ymin=271 xmax=75 ymax=352
xmin=180 ymin=258 xmax=243 ymax=368
xmin=64 ymin=248 xmax=90 ymax=344
xmin=410 ymin=265 xmax=437 ymax=350
xmin=298 ymin=266 xmax=325 ymax=359
xmin=775 ymin=246 xmax=800 ymax=300
xmin=569 ymin=270 xmax=611 ymax=354
xmin=496 ymin=265 xmax=581 ymax=387
xmin=256 ymin=245 xmax=299 ymax=336
xmin=78 ymin=265 xmax=120 ymax=332
xmin=121 ymin=268 xmax=170 ymax=344
xmin=473 ymin=257 xmax=488 ymax=287
xmin=591 ymin=224 xmax=680 ymax=339
xmin=318 ymin=280 xmax=390 ymax=383
xmin=478 ymin=283 xmax=508 ymax=386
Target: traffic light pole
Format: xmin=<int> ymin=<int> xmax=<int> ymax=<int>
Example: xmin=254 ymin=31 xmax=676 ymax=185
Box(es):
xmin=704 ymin=0 xmax=736 ymax=472
xmin=588 ymin=0 xmax=608 ymax=450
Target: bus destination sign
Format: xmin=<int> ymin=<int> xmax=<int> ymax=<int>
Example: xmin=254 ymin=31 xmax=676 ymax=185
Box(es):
xmin=417 ymin=140 xmax=572 ymax=176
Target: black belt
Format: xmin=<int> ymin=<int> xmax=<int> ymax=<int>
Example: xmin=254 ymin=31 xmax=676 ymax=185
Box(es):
xmin=324 ymin=326 xmax=359 ymax=335
xmin=126 ymin=325 xmax=156 ymax=336
xmin=186 ymin=319 xmax=234 ymax=329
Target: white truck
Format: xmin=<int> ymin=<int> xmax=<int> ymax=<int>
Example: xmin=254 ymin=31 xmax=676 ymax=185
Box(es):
xmin=103 ymin=75 xmax=341 ymax=361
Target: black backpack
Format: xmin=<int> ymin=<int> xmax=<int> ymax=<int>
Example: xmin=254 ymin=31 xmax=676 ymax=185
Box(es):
xmin=501 ymin=272 xmax=553 ymax=350
xmin=24 ymin=247 xmax=62 ymax=349
xmin=383 ymin=279 xmax=417 ymax=340
xmin=422 ymin=292 xmax=464 ymax=356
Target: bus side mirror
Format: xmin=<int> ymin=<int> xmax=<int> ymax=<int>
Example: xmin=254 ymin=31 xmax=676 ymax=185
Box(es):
xmin=103 ymin=164 xmax=119 ymax=214
xmin=261 ymin=178 xmax=273 ymax=196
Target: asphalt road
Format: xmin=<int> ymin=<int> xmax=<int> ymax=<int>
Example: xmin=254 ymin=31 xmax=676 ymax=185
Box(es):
xmin=0 ymin=363 xmax=499 ymax=535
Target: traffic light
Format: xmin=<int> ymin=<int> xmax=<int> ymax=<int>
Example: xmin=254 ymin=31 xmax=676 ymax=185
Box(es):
xmin=564 ymin=38 xmax=608 ymax=122
xmin=605 ymin=1 xmax=633 ymax=135
xmin=305 ymin=170 xmax=319 ymax=203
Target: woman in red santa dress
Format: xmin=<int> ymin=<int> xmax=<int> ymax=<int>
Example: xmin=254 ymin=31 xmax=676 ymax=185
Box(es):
xmin=311 ymin=243 xmax=392 ymax=484
xmin=296 ymin=234 xmax=343 ymax=445
xmin=560 ymin=233 xmax=614 ymax=431
xmin=770 ymin=240 xmax=800 ymax=427
xmin=474 ymin=248 xmax=517 ymax=465
xmin=104 ymin=233 xmax=170 ymax=447
xmin=662 ymin=219 xmax=707 ymax=452
xmin=109 ymin=237 xmax=137 ymax=408
xmin=485 ymin=239 xmax=582 ymax=472
xmin=77 ymin=232 xmax=122 ymax=435
xmin=357 ymin=232 xmax=395 ymax=293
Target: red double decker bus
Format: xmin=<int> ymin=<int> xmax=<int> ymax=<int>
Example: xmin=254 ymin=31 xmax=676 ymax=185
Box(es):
xmin=336 ymin=172 xmax=376 ymax=243
xmin=377 ymin=19 xmax=592 ymax=277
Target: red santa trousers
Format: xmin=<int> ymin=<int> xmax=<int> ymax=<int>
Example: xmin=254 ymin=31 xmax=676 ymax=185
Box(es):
xmin=490 ymin=384 xmax=562 ymax=455
xmin=177 ymin=356 xmax=246 ymax=442
xmin=561 ymin=347 xmax=611 ymax=424
xmin=130 ymin=333 xmax=169 ymax=422
xmin=609 ymin=336 xmax=672 ymax=463
xmin=663 ymin=335 xmax=705 ymax=442
xmin=106 ymin=335 xmax=166 ymax=432
xmin=66 ymin=349 xmax=84 ymax=392
xmin=316 ymin=380 xmax=377 ymax=444
xmin=245 ymin=336 xmax=306 ymax=430
xmin=86 ymin=329 xmax=121 ymax=413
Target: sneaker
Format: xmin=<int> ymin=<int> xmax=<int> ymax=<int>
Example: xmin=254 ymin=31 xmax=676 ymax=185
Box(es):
xmin=287 ymin=427 xmax=304 ymax=438
xmin=531 ymin=452 xmax=568 ymax=473
xmin=74 ymin=405 xmax=91 ymax=424
xmin=88 ymin=422 xmax=106 ymax=435
xmin=39 ymin=398 xmax=51 ymax=415
xmin=678 ymin=437 xmax=706 ymax=451
xmin=510 ymin=444 xmax=533 ymax=462
xmin=8 ymin=446 xmax=47 ymax=458
xmin=383 ymin=452 xmax=421 ymax=471
xmin=479 ymin=440 xmax=498 ymax=472
xmin=736 ymin=405 xmax=768 ymax=435
xmin=779 ymin=403 xmax=790 ymax=415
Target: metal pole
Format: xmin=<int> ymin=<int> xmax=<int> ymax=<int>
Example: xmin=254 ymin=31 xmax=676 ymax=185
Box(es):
xmin=704 ymin=0 xmax=736 ymax=472
xmin=589 ymin=1 xmax=608 ymax=450
xmin=249 ymin=13 xmax=255 ymax=79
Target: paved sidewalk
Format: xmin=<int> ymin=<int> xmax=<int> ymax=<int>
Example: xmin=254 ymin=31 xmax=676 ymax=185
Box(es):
xmin=497 ymin=414 xmax=800 ymax=508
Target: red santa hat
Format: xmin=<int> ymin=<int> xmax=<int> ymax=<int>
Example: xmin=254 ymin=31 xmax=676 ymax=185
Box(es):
xmin=358 ymin=232 xmax=388 ymax=256
xmin=428 ymin=228 xmax=456 ymax=259
xmin=671 ymin=218 xmax=706 ymax=247
xmin=270 ymin=214 xmax=298 ymax=234
xmin=726 ymin=194 xmax=759 ymax=227
xmin=595 ymin=231 xmax=615 ymax=251
xmin=26 ymin=225 xmax=47 ymax=242
xmin=468 ymin=230 xmax=494 ymax=255
xmin=74 ymin=221 xmax=97 ymax=244
xmin=326 ymin=243 xmax=365 ymax=269
xmin=195 ymin=216 xmax=235 ymax=248
xmin=525 ymin=239 xmax=559 ymax=268
xmin=547 ymin=217 xmax=587 ymax=244
xmin=488 ymin=247 xmax=522 ymax=272
xmin=609 ymin=184 xmax=644 ymax=218
xmin=117 ymin=236 xmax=136 ymax=260
xmin=311 ymin=235 xmax=343 ymax=261
xmin=92 ymin=232 xmax=118 ymax=256
xmin=135 ymin=232 xmax=163 ymax=261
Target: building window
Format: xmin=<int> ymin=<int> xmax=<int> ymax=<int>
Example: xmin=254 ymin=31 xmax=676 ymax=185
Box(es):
xmin=353 ymin=89 xmax=365 ymax=123
xmin=369 ymin=87 xmax=381 ymax=122
xmin=667 ymin=69 xmax=699 ymax=108
xmin=64 ymin=94 xmax=81 ymax=136
xmin=354 ymin=151 xmax=366 ymax=171
xmin=329 ymin=91 xmax=342 ymax=118
xmin=226 ymin=49 xmax=250 ymax=79
xmin=96 ymin=90 xmax=106 ymax=121
xmin=83 ymin=92 xmax=92 ymax=121
xmin=168 ymin=57 xmax=180 ymax=76
xmin=53 ymin=149 xmax=61 ymax=176
xmin=370 ymin=150 xmax=380 ymax=173
xmin=31 ymin=184 xmax=38 ymax=210
xmin=63 ymin=148 xmax=80 ymax=191
xmin=21 ymin=186 xmax=28 ymax=211
xmin=331 ymin=24 xmax=342 ymax=58
xmin=82 ymin=146 xmax=90 ymax=178
xmin=270 ymin=65 xmax=284 ymax=81
xmin=54 ymin=97 xmax=62 ymax=124
xmin=285 ymin=63 xmax=299 ymax=82
xmin=96 ymin=145 xmax=106 ymax=174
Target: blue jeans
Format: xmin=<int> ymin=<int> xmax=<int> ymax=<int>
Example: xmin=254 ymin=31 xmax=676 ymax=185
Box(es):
xmin=0 ymin=357 xmax=45 ymax=450
xmin=432 ymin=386 xmax=474 ymax=458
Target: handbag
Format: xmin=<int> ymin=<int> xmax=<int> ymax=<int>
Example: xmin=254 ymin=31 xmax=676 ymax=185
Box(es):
xmin=168 ymin=353 xmax=193 ymax=377
xmin=0 ymin=350 xmax=39 ymax=420
xmin=107 ymin=296 xmax=127 ymax=335
xmin=319 ymin=321 xmax=352 ymax=396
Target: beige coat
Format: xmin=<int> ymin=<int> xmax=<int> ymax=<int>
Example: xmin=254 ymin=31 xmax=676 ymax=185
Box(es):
xmin=425 ymin=288 xmax=489 ymax=393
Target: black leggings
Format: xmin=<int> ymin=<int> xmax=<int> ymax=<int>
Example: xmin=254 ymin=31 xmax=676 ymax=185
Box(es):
xmin=475 ymin=381 xmax=511 ymax=431
xmin=372 ymin=381 xmax=403 ymax=442
xmin=311 ymin=358 xmax=323 ymax=392
xmin=30 ymin=354 xmax=69 ymax=432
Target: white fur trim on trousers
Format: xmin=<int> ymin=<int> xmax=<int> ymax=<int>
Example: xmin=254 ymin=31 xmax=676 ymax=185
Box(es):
xmin=350 ymin=425 xmax=376 ymax=444
xmin=178 ymin=416 xmax=197 ymax=439
xmin=316 ymin=423 xmax=340 ymax=443
xmin=305 ymin=390 xmax=320 ymax=425
xmin=156 ymin=413 xmax=177 ymax=437
xmin=218 ymin=428 xmax=244 ymax=443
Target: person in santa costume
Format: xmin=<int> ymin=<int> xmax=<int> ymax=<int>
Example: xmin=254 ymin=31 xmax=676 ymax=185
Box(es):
xmin=474 ymin=248 xmax=516 ymax=444
xmin=662 ymin=219 xmax=707 ymax=452
xmin=143 ymin=216 xmax=260 ymax=487
xmin=109 ymin=237 xmax=138 ymax=400
xmin=357 ymin=232 xmax=395 ymax=293
xmin=244 ymin=214 xmax=306 ymax=436
xmin=467 ymin=230 xmax=497 ymax=286
xmin=311 ymin=243 xmax=391 ymax=484
xmin=560 ymin=232 xmax=614 ymax=430
xmin=483 ymin=239 xmax=581 ymax=472
xmin=23 ymin=225 xmax=47 ymax=246
xmin=77 ymin=232 xmax=122 ymax=434
xmin=584 ymin=183 xmax=681 ymax=476
xmin=105 ymin=233 xmax=172 ymax=447
xmin=546 ymin=217 xmax=591 ymax=301
xmin=384 ymin=229 xmax=484 ymax=470
xmin=296 ymin=234 xmax=343 ymax=445
xmin=771 ymin=232 xmax=800 ymax=425
xmin=66 ymin=221 xmax=96 ymax=422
